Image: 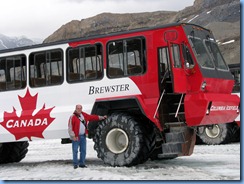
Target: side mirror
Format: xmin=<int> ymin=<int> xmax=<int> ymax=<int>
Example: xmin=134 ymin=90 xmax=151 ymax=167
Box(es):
xmin=185 ymin=62 xmax=190 ymax=69
xmin=182 ymin=43 xmax=194 ymax=69
xmin=185 ymin=61 xmax=194 ymax=69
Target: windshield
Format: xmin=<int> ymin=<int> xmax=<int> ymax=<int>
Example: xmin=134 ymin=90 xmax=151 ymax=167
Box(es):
xmin=189 ymin=37 xmax=214 ymax=68
xmin=189 ymin=36 xmax=228 ymax=70
xmin=204 ymin=40 xmax=228 ymax=70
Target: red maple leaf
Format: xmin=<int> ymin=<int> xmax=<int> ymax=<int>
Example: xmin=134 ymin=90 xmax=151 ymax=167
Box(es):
xmin=0 ymin=88 xmax=55 ymax=141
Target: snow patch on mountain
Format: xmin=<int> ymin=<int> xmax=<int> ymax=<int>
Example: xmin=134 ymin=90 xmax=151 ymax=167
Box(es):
xmin=0 ymin=40 xmax=8 ymax=49
xmin=221 ymin=40 xmax=235 ymax=45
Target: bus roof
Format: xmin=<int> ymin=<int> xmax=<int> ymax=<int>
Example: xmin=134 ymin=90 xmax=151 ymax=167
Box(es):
xmin=0 ymin=23 xmax=210 ymax=54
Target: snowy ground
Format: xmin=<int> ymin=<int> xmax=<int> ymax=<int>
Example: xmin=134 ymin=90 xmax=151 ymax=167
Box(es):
xmin=0 ymin=139 xmax=240 ymax=181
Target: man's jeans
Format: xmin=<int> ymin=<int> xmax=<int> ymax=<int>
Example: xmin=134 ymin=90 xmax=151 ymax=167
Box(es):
xmin=72 ymin=134 xmax=86 ymax=166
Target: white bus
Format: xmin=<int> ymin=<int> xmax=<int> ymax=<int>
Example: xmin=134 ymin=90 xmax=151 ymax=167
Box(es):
xmin=0 ymin=23 xmax=239 ymax=166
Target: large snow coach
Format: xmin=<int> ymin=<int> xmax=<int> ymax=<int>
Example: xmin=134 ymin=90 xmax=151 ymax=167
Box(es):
xmin=0 ymin=23 xmax=240 ymax=166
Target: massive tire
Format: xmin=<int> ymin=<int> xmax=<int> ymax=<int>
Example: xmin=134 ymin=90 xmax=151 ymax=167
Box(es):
xmin=197 ymin=123 xmax=234 ymax=145
xmin=230 ymin=122 xmax=240 ymax=142
xmin=0 ymin=141 xmax=29 ymax=164
xmin=93 ymin=113 xmax=155 ymax=167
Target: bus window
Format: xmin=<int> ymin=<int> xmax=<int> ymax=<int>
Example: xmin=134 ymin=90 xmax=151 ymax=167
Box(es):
xmin=158 ymin=47 xmax=170 ymax=80
xmin=204 ymin=40 xmax=228 ymax=70
xmin=0 ymin=55 xmax=26 ymax=91
xmin=67 ymin=44 xmax=103 ymax=83
xmin=171 ymin=44 xmax=181 ymax=68
xmin=29 ymin=49 xmax=63 ymax=87
xmin=0 ymin=70 xmax=5 ymax=82
xmin=189 ymin=36 xmax=214 ymax=69
xmin=182 ymin=44 xmax=194 ymax=68
xmin=107 ymin=37 xmax=146 ymax=78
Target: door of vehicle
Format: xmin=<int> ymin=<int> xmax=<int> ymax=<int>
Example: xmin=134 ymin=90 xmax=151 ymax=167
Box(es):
xmin=167 ymin=42 xmax=187 ymax=93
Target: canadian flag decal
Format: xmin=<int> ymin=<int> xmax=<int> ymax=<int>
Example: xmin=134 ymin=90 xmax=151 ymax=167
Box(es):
xmin=0 ymin=88 xmax=55 ymax=141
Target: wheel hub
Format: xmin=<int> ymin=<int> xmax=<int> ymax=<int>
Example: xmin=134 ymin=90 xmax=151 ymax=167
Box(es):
xmin=105 ymin=128 xmax=129 ymax=154
xmin=205 ymin=125 xmax=220 ymax=138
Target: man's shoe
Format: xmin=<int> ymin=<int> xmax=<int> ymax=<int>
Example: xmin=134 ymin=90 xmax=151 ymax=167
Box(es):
xmin=79 ymin=165 xmax=87 ymax=168
xmin=74 ymin=165 xmax=78 ymax=169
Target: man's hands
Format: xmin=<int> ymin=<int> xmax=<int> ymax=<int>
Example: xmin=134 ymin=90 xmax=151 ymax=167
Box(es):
xmin=99 ymin=115 xmax=107 ymax=120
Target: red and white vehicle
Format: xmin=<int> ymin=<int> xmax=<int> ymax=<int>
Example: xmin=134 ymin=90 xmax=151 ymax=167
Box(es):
xmin=196 ymin=63 xmax=240 ymax=145
xmin=0 ymin=23 xmax=240 ymax=166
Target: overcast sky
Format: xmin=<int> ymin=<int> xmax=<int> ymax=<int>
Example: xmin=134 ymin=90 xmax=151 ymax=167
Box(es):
xmin=1 ymin=0 xmax=195 ymax=40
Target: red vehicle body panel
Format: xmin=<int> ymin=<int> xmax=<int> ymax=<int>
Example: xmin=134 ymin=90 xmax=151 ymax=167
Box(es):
xmin=184 ymin=93 xmax=240 ymax=126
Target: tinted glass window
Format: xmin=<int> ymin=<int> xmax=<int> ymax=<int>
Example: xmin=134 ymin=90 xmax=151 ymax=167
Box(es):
xmin=0 ymin=55 xmax=26 ymax=91
xmin=107 ymin=37 xmax=146 ymax=78
xmin=230 ymin=67 xmax=240 ymax=92
xmin=158 ymin=47 xmax=170 ymax=80
xmin=189 ymin=37 xmax=214 ymax=69
xmin=67 ymin=44 xmax=103 ymax=82
xmin=205 ymin=40 xmax=228 ymax=70
xmin=29 ymin=49 xmax=63 ymax=87
xmin=171 ymin=44 xmax=181 ymax=68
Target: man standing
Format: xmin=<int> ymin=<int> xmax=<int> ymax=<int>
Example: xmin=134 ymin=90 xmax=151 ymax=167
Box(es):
xmin=68 ymin=104 xmax=106 ymax=169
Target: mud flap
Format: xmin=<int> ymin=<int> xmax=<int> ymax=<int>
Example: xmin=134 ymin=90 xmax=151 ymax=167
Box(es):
xmin=180 ymin=127 xmax=196 ymax=156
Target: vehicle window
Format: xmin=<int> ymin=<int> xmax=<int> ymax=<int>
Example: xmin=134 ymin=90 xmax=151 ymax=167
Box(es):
xmin=230 ymin=68 xmax=240 ymax=92
xmin=0 ymin=70 xmax=5 ymax=82
xmin=67 ymin=44 xmax=103 ymax=83
xmin=189 ymin=36 xmax=214 ymax=69
xmin=107 ymin=37 xmax=146 ymax=78
xmin=158 ymin=47 xmax=170 ymax=80
xmin=204 ymin=40 xmax=228 ymax=70
xmin=171 ymin=44 xmax=181 ymax=68
xmin=0 ymin=55 xmax=26 ymax=91
xmin=182 ymin=44 xmax=194 ymax=68
xmin=29 ymin=49 xmax=63 ymax=87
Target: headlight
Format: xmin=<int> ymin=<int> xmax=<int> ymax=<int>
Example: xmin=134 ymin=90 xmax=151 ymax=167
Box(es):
xmin=201 ymin=81 xmax=207 ymax=91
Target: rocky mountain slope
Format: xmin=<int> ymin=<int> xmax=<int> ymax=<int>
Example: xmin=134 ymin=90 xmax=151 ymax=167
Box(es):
xmin=0 ymin=34 xmax=40 ymax=50
xmin=44 ymin=0 xmax=240 ymax=65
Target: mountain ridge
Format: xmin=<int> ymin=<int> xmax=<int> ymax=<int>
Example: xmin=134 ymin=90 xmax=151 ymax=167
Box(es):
xmin=43 ymin=0 xmax=240 ymax=64
xmin=0 ymin=34 xmax=41 ymax=50
xmin=0 ymin=0 xmax=240 ymax=65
